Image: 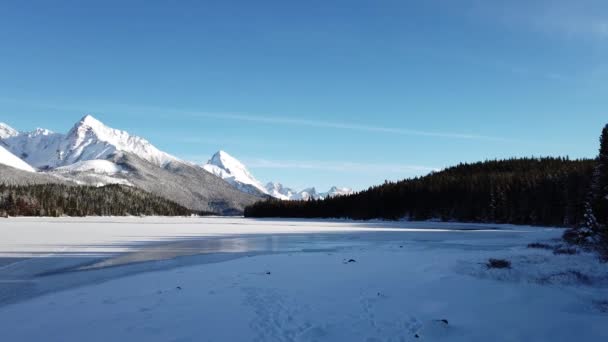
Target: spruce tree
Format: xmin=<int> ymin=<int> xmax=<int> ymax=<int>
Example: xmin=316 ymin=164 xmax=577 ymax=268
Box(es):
xmin=595 ymin=125 xmax=608 ymax=219
xmin=595 ymin=124 xmax=608 ymax=259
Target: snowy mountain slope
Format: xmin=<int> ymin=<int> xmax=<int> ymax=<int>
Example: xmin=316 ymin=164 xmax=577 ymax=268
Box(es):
xmin=0 ymin=164 xmax=69 ymax=186
xmin=55 ymin=160 xmax=124 ymax=175
xmin=1 ymin=128 xmax=63 ymax=169
xmin=57 ymin=115 xmax=179 ymax=167
xmin=203 ymin=151 xmax=269 ymax=196
xmin=0 ymin=122 xmax=19 ymax=140
xmin=52 ymin=172 xmax=134 ymax=187
xmin=1 ymin=150 xmax=263 ymax=214
xmin=265 ymin=182 xmax=297 ymax=200
xmin=0 ymin=145 xmax=36 ymax=172
xmin=201 ymin=151 xmax=353 ymax=200
xmin=2 ymin=115 xmax=179 ymax=169
xmin=114 ymin=152 xmax=262 ymax=214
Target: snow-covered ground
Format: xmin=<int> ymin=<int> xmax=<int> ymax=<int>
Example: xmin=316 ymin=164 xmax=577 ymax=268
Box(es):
xmin=0 ymin=217 xmax=607 ymax=341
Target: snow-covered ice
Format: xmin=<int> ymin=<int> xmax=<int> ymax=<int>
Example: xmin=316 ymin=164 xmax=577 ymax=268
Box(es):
xmin=0 ymin=217 xmax=606 ymax=341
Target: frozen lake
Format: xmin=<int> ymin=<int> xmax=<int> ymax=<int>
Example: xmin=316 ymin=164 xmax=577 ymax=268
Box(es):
xmin=0 ymin=217 xmax=607 ymax=341
xmin=0 ymin=217 xmax=526 ymax=305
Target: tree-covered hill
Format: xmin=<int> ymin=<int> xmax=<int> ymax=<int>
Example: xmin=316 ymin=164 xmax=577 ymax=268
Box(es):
xmin=0 ymin=183 xmax=205 ymax=217
xmin=245 ymin=157 xmax=595 ymax=227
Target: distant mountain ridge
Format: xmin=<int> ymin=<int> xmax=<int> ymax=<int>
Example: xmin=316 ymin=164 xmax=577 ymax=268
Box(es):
xmin=202 ymin=151 xmax=353 ymax=200
xmin=0 ymin=115 xmax=353 ymax=215
xmin=0 ymin=115 xmax=261 ymax=214
xmin=264 ymin=183 xmax=354 ymax=200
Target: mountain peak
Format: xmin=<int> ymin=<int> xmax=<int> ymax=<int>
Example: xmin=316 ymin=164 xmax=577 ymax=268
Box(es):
xmin=31 ymin=128 xmax=54 ymax=136
xmin=265 ymin=182 xmax=297 ymax=200
xmin=80 ymin=113 xmax=95 ymax=121
xmin=60 ymin=114 xmax=179 ymax=167
xmin=0 ymin=122 xmax=19 ymax=139
xmin=204 ymin=151 xmax=269 ymax=196
xmin=266 ymin=181 xmax=283 ymax=189
xmin=323 ymin=186 xmax=354 ymax=198
xmin=211 ymin=149 xmax=234 ymax=160
xmin=209 ymin=150 xmax=241 ymax=168
xmin=74 ymin=114 xmax=106 ymax=131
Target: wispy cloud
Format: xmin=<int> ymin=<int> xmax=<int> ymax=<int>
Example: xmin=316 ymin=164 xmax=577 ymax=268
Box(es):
xmin=244 ymin=158 xmax=439 ymax=174
xmin=0 ymin=97 xmax=511 ymax=142
xmin=470 ymin=0 xmax=608 ymax=41
xmin=175 ymin=110 xmax=509 ymax=142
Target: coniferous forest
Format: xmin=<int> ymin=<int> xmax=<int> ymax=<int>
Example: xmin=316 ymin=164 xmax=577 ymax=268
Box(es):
xmin=245 ymin=157 xmax=595 ymax=227
xmin=0 ymin=184 xmax=202 ymax=217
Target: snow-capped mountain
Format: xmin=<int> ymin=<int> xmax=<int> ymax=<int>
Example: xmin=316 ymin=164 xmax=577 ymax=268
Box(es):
xmin=0 ymin=115 xmax=352 ymax=211
xmin=287 ymin=187 xmax=353 ymax=200
xmin=0 ymin=116 xmax=263 ymax=214
xmin=265 ymin=182 xmax=353 ymax=200
xmin=0 ymin=145 xmax=36 ymax=172
xmin=201 ymin=152 xmax=354 ymax=200
xmin=60 ymin=115 xmax=179 ymax=167
xmin=322 ymin=186 xmax=354 ymax=198
xmin=292 ymin=187 xmax=318 ymax=201
xmin=1 ymin=115 xmax=179 ymax=169
xmin=1 ymin=127 xmax=63 ymax=169
xmin=265 ymin=182 xmax=297 ymax=200
xmin=203 ymin=151 xmax=269 ymax=196
xmin=0 ymin=122 xmax=19 ymax=140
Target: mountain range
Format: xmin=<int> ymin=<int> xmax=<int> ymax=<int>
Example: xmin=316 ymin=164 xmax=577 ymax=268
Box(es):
xmin=0 ymin=115 xmax=353 ymax=214
xmin=202 ymin=150 xmax=353 ymax=200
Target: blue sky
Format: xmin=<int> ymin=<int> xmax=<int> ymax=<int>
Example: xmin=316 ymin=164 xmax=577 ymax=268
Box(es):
xmin=1 ymin=0 xmax=607 ymax=191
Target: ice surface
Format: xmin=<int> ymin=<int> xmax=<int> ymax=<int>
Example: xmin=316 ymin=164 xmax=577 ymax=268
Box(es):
xmin=0 ymin=217 xmax=606 ymax=342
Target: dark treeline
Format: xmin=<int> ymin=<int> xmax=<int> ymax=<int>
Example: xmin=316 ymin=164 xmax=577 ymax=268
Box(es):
xmin=565 ymin=125 xmax=608 ymax=259
xmin=245 ymin=157 xmax=595 ymax=227
xmin=0 ymin=183 xmax=204 ymax=217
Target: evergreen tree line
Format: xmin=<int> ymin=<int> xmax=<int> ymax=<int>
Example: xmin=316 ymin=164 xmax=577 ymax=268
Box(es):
xmin=245 ymin=157 xmax=595 ymax=227
xmin=0 ymin=183 xmax=205 ymax=217
xmin=565 ymin=125 xmax=608 ymax=259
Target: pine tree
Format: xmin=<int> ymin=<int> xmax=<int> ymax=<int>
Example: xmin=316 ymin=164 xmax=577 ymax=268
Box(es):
xmin=595 ymin=125 xmax=608 ymax=259
xmin=557 ymin=124 xmax=608 ymax=259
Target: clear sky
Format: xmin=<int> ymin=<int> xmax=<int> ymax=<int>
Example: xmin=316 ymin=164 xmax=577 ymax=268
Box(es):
xmin=1 ymin=0 xmax=607 ymax=191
